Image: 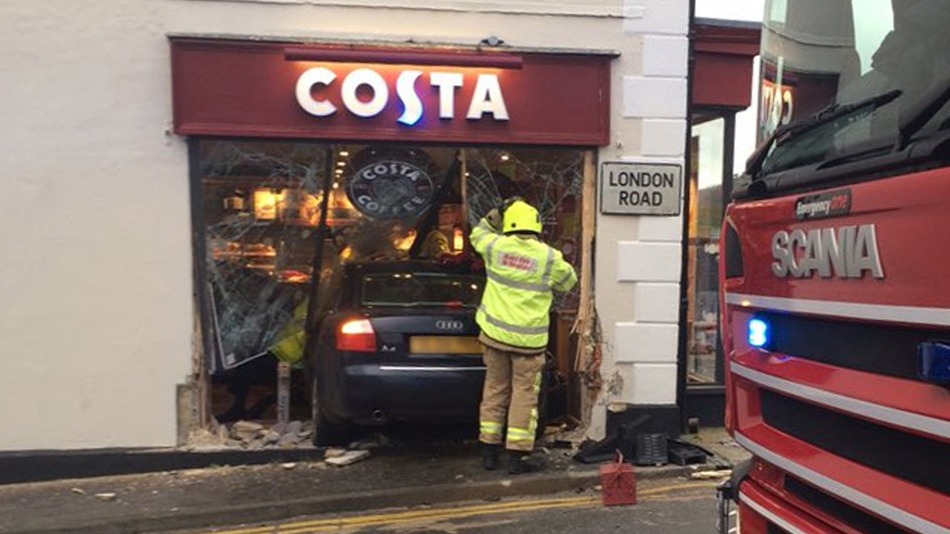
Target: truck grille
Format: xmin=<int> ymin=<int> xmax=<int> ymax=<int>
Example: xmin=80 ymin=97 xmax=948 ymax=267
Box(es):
xmin=760 ymin=390 xmax=950 ymax=495
xmin=761 ymin=311 xmax=944 ymax=382
xmin=784 ymin=477 xmax=907 ymax=534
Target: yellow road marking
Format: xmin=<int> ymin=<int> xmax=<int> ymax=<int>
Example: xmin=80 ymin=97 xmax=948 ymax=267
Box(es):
xmin=278 ymin=499 xmax=596 ymax=534
xmin=207 ymin=481 xmax=717 ymax=534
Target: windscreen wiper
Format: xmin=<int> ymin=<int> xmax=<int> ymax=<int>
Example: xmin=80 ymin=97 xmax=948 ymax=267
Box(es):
xmin=776 ymin=88 xmax=903 ymax=144
xmin=747 ymin=89 xmax=903 ymax=178
xmin=896 ymin=77 xmax=950 ymax=150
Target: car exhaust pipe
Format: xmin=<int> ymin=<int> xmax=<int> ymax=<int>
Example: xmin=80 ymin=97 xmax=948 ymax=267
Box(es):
xmin=371 ymin=409 xmax=386 ymax=421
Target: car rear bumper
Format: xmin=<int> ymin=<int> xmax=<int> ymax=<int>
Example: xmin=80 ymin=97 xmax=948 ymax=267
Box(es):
xmin=323 ymin=361 xmax=485 ymax=424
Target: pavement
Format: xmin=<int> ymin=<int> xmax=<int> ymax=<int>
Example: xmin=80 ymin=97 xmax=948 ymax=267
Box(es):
xmin=0 ymin=428 xmax=748 ymax=534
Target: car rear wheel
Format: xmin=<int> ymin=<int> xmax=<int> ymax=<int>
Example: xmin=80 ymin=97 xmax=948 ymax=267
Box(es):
xmin=311 ymin=374 xmax=351 ymax=447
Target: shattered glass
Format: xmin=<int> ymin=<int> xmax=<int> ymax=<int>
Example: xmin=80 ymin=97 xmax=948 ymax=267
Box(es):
xmin=464 ymin=148 xmax=584 ymax=311
xmin=198 ymin=141 xmax=586 ymax=373
xmin=200 ymin=141 xmax=333 ymax=372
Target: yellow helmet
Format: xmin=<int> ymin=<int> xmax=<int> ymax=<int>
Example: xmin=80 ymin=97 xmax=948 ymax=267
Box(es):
xmin=502 ymin=200 xmax=542 ymax=234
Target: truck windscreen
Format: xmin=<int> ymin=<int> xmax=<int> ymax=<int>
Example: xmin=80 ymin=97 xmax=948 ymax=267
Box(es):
xmin=757 ymin=0 xmax=950 ymax=175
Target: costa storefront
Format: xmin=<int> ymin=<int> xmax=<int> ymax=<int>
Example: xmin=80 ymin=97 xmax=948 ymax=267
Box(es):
xmin=4 ymin=0 xmax=730 ymax=454
xmin=170 ymin=38 xmax=611 ymax=432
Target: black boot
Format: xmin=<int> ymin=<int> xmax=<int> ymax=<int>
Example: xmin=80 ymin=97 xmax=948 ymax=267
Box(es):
xmin=481 ymin=444 xmax=501 ymax=471
xmin=508 ymin=451 xmax=545 ymax=475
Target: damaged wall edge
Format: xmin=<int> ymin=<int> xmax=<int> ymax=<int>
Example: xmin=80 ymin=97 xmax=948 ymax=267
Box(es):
xmin=568 ymin=150 xmax=604 ymax=444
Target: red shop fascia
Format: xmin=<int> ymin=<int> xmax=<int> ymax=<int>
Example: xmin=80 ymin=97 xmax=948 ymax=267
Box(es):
xmin=169 ymin=38 xmax=612 ymax=147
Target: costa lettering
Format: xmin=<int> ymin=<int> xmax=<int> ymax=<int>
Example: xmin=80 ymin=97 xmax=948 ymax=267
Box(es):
xmin=771 ymin=224 xmax=884 ymax=279
xmin=295 ymin=67 xmax=509 ymax=126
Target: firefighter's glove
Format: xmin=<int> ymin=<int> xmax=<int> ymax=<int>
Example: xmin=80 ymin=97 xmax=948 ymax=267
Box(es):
xmin=485 ymin=208 xmax=503 ymax=231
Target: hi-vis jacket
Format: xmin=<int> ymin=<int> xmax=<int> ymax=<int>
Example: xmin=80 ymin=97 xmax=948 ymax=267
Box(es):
xmin=471 ymin=217 xmax=578 ymax=350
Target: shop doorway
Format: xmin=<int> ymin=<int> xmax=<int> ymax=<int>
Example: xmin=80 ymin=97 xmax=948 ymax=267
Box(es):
xmin=190 ymin=139 xmax=593 ymax=446
xmin=683 ymin=112 xmax=736 ymax=428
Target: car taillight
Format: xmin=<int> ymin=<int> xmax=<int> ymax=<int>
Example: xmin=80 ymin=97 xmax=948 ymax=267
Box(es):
xmin=336 ymin=318 xmax=377 ymax=353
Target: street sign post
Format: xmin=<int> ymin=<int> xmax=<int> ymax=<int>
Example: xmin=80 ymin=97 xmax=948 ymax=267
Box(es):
xmin=600 ymin=161 xmax=683 ymax=216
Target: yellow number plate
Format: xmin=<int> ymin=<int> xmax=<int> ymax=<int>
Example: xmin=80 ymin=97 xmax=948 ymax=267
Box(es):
xmin=409 ymin=336 xmax=482 ymax=355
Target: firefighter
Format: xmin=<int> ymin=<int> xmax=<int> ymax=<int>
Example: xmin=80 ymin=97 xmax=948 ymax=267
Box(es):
xmin=471 ymin=198 xmax=578 ymax=474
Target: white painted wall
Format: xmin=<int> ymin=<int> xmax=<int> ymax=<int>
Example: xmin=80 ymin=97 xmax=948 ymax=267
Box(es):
xmin=0 ymin=0 xmax=689 ymax=450
xmin=0 ymin=1 xmax=193 ymax=450
xmin=589 ymin=0 xmax=689 ymax=439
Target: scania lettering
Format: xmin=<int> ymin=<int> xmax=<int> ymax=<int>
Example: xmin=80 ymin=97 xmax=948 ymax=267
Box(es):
xmin=295 ymin=67 xmax=509 ymax=125
xmin=717 ymin=2 xmax=950 ymax=533
xmin=770 ymin=224 xmax=884 ymax=279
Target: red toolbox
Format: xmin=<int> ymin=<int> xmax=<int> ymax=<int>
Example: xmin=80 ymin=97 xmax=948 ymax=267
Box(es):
xmin=600 ymin=452 xmax=637 ymax=506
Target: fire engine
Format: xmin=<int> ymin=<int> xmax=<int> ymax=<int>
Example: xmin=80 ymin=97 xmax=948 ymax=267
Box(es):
xmin=716 ymin=1 xmax=949 ymax=533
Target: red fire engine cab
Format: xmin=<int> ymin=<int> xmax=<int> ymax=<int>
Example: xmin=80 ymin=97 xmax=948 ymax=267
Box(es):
xmin=716 ymin=1 xmax=949 ymax=533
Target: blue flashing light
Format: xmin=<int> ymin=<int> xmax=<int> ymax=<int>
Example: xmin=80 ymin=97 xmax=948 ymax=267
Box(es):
xmin=918 ymin=341 xmax=950 ymax=385
xmin=748 ymin=318 xmax=770 ymax=348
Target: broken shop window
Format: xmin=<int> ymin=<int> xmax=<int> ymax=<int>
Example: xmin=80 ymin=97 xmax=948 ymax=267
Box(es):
xmin=464 ymin=148 xmax=584 ymax=312
xmin=196 ymin=140 xmax=587 ymax=427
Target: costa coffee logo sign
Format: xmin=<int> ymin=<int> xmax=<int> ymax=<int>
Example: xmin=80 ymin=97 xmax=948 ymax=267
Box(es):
xmin=295 ymin=67 xmax=510 ymax=126
xmin=347 ymin=159 xmax=435 ymax=219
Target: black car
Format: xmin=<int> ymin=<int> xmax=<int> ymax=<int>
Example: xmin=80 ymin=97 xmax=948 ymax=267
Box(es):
xmin=309 ymin=260 xmax=487 ymax=446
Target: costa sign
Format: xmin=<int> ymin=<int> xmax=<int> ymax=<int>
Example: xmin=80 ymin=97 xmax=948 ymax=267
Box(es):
xmin=347 ymin=159 xmax=434 ymax=219
xmin=170 ymin=39 xmax=611 ymax=146
xmin=295 ymin=67 xmax=509 ymax=126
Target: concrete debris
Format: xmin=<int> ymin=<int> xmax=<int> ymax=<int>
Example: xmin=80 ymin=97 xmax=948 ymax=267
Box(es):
xmin=324 ymin=450 xmax=370 ymax=467
xmin=278 ymin=433 xmax=301 ymax=447
xmin=94 ymin=493 xmax=117 ymax=502
xmin=281 ymin=463 xmax=297 ymax=470
xmin=70 ymin=488 xmax=86 ymax=495
xmin=185 ymin=420 xmax=315 ymax=451
xmin=324 ymin=448 xmax=347 ymax=459
xmin=689 ymin=470 xmax=732 ymax=480
xmin=232 ymin=421 xmax=264 ymax=434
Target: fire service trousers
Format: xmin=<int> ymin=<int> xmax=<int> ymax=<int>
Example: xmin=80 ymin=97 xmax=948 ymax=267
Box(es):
xmin=478 ymin=345 xmax=544 ymax=452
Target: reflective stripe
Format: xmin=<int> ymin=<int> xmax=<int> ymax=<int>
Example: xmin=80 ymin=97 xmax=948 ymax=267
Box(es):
xmin=532 ymin=372 xmax=542 ymax=395
xmin=478 ymin=305 xmax=548 ymax=335
xmin=507 ymin=428 xmax=533 ymax=441
xmin=552 ymin=267 xmax=573 ymax=289
xmin=480 ymin=422 xmax=503 ymax=435
xmin=484 ymin=235 xmax=500 ymax=261
xmin=475 ymin=232 xmax=500 ymax=252
xmin=487 ymin=271 xmax=549 ymax=293
xmin=540 ymin=247 xmax=555 ymax=286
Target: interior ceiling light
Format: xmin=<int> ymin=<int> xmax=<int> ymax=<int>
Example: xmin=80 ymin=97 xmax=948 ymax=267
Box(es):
xmin=337 ymin=161 xmax=346 ymax=167
xmin=339 ymin=150 xmax=350 ymax=157
xmin=500 ymin=153 xmax=510 ymax=161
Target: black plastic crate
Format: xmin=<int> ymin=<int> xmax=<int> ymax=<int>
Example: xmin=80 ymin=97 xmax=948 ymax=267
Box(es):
xmin=634 ymin=433 xmax=668 ymax=466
